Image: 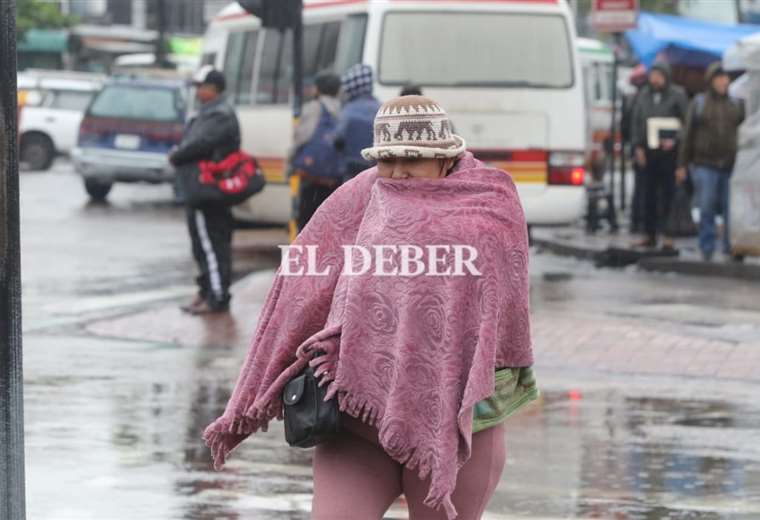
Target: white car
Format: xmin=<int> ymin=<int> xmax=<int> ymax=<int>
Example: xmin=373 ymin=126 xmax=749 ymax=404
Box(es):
xmin=18 ymin=70 xmax=105 ymax=170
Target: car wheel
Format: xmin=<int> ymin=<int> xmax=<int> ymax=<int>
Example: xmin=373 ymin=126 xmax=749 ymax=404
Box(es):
xmin=21 ymin=133 xmax=55 ymax=171
xmin=84 ymin=178 xmax=113 ymax=201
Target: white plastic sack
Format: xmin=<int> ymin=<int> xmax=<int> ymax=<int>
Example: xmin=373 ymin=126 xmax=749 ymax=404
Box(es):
xmin=730 ymin=109 xmax=760 ymax=256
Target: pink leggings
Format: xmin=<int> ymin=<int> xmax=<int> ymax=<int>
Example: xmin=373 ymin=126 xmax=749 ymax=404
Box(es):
xmin=312 ymin=414 xmax=506 ymax=519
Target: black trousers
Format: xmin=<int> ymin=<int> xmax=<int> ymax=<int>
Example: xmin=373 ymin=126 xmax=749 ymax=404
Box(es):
xmin=186 ymin=205 xmax=233 ymax=308
xmin=297 ymin=180 xmax=338 ymax=232
xmin=631 ymin=162 xmax=646 ymax=232
xmin=642 ymin=151 xmax=677 ymax=241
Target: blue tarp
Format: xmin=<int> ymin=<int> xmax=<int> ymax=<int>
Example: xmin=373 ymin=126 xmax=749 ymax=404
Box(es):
xmin=626 ymin=12 xmax=760 ymax=68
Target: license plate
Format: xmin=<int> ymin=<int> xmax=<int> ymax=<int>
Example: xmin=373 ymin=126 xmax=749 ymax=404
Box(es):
xmin=114 ymin=134 xmax=140 ymax=150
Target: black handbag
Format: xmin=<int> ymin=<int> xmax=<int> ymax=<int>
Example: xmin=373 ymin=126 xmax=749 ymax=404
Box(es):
xmin=282 ymin=358 xmax=340 ymax=448
xmin=665 ymin=184 xmax=697 ymax=237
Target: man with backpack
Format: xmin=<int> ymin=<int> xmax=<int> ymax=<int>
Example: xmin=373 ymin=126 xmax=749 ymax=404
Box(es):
xmin=677 ymin=63 xmax=745 ymax=261
xmin=289 ymin=73 xmax=342 ymax=231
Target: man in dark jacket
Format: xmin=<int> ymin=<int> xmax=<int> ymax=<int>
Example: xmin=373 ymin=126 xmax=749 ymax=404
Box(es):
xmin=170 ymin=66 xmax=241 ymax=314
xmin=677 ymin=63 xmax=745 ymax=261
xmin=631 ymin=62 xmax=689 ymax=249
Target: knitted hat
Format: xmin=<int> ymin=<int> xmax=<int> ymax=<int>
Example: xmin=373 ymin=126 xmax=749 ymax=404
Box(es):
xmin=361 ymin=95 xmax=466 ymax=161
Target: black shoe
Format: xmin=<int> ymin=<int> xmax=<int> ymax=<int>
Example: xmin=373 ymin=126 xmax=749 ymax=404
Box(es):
xmin=702 ymin=250 xmax=714 ymax=262
xmin=180 ymin=295 xmax=205 ymax=314
xmin=189 ymin=300 xmax=230 ymax=315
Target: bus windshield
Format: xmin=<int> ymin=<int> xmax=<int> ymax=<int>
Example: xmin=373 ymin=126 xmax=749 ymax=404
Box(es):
xmin=379 ymin=12 xmax=574 ymax=89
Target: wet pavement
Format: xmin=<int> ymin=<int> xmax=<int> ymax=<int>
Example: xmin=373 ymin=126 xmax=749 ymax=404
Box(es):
xmin=20 ymin=159 xmax=760 ymax=519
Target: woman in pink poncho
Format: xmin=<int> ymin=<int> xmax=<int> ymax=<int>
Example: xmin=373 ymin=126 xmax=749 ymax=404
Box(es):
xmin=203 ymin=95 xmax=538 ymax=519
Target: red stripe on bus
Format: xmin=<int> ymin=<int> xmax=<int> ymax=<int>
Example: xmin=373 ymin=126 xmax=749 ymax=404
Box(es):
xmin=472 ymin=149 xmax=548 ymax=162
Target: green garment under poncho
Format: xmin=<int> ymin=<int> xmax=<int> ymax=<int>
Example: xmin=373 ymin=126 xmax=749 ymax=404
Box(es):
xmin=472 ymin=367 xmax=539 ymax=433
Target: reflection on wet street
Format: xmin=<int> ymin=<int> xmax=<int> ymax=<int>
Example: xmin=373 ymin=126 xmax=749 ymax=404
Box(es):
xmin=21 ymin=162 xmax=760 ymax=519
xmin=24 ymin=331 xmax=760 ymax=519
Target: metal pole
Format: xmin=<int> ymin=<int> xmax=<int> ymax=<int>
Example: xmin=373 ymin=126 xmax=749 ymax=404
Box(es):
xmin=608 ymin=33 xmax=620 ymax=223
xmin=0 ymin=0 xmax=27 ymax=518
xmin=155 ymin=0 xmax=167 ymax=67
xmin=288 ymin=0 xmax=303 ymax=243
xmin=615 ymin=38 xmax=627 ymax=212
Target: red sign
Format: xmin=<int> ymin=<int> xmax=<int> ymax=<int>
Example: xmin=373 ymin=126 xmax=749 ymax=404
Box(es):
xmin=591 ymin=0 xmax=639 ymax=33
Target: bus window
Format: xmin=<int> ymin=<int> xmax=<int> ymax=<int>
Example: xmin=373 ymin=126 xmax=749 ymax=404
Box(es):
xmin=257 ymin=29 xmax=292 ymax=105
xmin=304 ymin=21 xmax=342 ymax=80
xmin=379 ymin=12 xmax=572 ymax=88
xmin=223 ymin=32 xmax=246 ymax=102
xmin=201 ymin=52 xmax=216 ymax=66
xmin=223 ymin=31 xmax=259 ymax=106
xmin=303 ymin=24 xmax=323 ymax=79
xmin=237 ymin=31 xmax=259 ymax=105
xmin=334 ymin=14 xmax=367 ymax=75
xmin=318 ymin=22 xmax=341 ymax=72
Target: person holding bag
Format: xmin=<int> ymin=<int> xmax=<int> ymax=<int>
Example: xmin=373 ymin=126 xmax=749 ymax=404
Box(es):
xmin=170 ymin=66 xmax=242 ymax=315
xmin=204 ymin=95 xmax=538 ymax=519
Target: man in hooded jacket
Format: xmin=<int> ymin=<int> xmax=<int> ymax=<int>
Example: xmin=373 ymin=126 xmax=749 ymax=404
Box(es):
xmin=677 ymin=63 xmax=745 ymax=261
xmin=334 ymin=64 xmax=382 ymax=182
xmin=631 ymin=62 xmax=689 ymax=249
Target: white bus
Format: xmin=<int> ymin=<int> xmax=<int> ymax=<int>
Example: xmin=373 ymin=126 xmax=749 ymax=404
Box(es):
xmin=202 ymin=0 xmax=588 ymax=226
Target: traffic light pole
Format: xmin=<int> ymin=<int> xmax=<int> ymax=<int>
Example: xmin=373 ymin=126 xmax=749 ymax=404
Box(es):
xmin=288 ymin=0 xmax=303 ymax=243
xmin=0 ymin=0 xmax=27 ymax=518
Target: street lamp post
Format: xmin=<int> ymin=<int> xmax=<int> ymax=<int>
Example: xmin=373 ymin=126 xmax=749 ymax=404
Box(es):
xmin=0 ymin=0 xmax=27 ymax=518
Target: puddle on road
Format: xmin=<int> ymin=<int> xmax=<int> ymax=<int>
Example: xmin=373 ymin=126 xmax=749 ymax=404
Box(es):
xmin=23 ymin=334 xmax=760 ymax=519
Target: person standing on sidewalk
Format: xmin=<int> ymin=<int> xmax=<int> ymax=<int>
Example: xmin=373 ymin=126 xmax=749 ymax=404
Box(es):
xmin=676 ymin=63 xmax=745 ymax=262
xmin=631 ymin=62 xmax=689 ymax=250
xmin=288 ymin=73 xmax=342 ymax=231
xmin=621 ymin=65 xmax=648 ymax=234
xmin=170 ymin=66 xmax=241 ymax=315
xmin=334 ymin=64 xmax=382 ymax=182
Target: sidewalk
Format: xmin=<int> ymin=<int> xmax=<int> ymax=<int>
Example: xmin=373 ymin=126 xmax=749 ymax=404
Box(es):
xmin=86 ymin=268 xmax=760 ymax=384
xmin=532 ymin=226 xmax=760 ymax=281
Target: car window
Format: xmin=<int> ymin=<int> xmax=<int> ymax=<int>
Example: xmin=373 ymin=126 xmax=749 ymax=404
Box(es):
xmin=47 ymin=90 xmax=94 ymax=111
xmin=379 ymin=12 xmax=573 ymax=88
xmin=89 ymin=85 xmax=182 ymax=121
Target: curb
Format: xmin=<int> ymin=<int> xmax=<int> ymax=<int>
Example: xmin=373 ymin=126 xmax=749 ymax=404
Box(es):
xmin=534 ymin=234 xmax=759 ymax=282
xmin=638 ymin=256 xmax=760 ymax=281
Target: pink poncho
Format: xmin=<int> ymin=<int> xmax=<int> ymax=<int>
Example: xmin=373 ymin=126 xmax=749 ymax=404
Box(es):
xmin=203 ymin=152 xmax=533 ymax=518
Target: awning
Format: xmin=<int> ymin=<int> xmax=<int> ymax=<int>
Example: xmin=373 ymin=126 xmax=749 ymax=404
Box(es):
xmin=626 ymin=12 xmax=760 ymax=68
xmin=17 ymin=29 xmax=69 ymax=53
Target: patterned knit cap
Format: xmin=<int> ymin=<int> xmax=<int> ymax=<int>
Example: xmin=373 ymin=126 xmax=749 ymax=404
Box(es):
xmin=361 ymin=95 xmax=466 ymax=161
xmin=341 ymin=64 xmax=374 ymax=101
